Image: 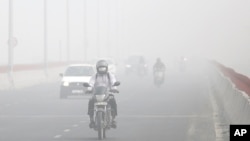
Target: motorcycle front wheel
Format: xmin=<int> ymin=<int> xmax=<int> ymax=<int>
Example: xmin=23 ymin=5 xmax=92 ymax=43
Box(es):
xmin=97 ymin=112 xmax=104 ymax=140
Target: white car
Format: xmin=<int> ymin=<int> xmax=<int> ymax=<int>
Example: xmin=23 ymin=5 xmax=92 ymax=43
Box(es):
xmin=59 ymin=64 xmax=95 ymax=99
xmin=124 ymin=55 xmax=148 ymax=75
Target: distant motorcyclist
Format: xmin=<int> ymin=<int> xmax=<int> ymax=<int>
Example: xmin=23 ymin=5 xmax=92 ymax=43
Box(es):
xmin=153 ymin=58 xmax=166 ymax=73
xmin=153 ymin=58 xmax=166 ymax=84
xmin=179 ymin=56 xmax=187 ymax=71
xmin=87 ymin=60 xmax=118 ymax=128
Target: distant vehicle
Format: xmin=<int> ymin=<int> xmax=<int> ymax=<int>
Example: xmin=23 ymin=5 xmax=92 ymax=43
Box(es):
xmin=125 ymin=55 xmax=148 ymax=75
xmin=59 ymin=64 xmax=95 ymax=99
xmin=179 ymin=56 xmax=188 ymax=72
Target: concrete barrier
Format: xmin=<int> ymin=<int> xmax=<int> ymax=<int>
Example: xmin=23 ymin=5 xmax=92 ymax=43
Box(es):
xmin=210 ymin=62 xmax=250 ymax=124
xmin=213 ymin=61 xmax=250 ymax=96
xmin=0 ymin=61 xmax=87 ymax=90
xmin=0 ymin=66 xmax=66 ymax=90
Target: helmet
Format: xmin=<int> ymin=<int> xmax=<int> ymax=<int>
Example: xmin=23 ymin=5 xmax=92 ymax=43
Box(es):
xmin=96 ymin=60 xmax=108 ymax=74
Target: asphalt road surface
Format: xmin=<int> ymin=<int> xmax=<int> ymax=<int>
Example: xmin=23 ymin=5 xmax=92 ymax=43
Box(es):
xmin=0 ymin=67 xmax=217 ymax=141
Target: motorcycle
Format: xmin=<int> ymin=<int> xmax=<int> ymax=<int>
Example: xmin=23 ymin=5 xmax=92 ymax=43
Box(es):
xmin=83 ymin=81 xmax=120 ymax=140
xmin=154 ymin=70 xmax=165 ymax=87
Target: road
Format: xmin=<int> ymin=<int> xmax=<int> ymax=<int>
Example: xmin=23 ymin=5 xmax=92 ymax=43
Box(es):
xmin=0 ymin=67 xmax=217 ymax=141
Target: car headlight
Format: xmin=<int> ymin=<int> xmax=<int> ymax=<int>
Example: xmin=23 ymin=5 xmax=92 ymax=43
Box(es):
xmin=87 ymin=87 xmax=92 ymax=91
xmin=126 ymin=65 xmax=131 ymax=68
xmin=62 ymin=81 xmax=69 ymax=87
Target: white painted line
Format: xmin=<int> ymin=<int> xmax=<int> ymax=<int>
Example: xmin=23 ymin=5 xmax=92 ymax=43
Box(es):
xmin=186 ymin=118 xmax=196 ymax=141
xmin=72 ymin=124 xmax=79 ymax=127
xmin=187 ymin=121 xmax=195 ymax=136
xmin=64 ymin=129 xmax=71 ymax=132
xmin=54 ymin=135 xmax=62 ymax=139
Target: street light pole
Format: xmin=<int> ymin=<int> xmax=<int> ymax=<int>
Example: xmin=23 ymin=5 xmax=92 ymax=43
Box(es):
xmin=59 ymin=40 xmax=62 ymax=62
xmin=44 ymin=0 xmax=48 ymax=77
xmin=97 ymin=0 xmax=100 ymax=58
xmin=66 ymin=0 xmax=70 ymax=63
xmin=83 ymin=0 xmax=88 ymax=61
xmin=106 ymin=0 xmax=110 ymax=57
xmin=115 ymin=0 xmax=121 ymax=60
xmin=8 ymin=0 xmax=14 ymax=86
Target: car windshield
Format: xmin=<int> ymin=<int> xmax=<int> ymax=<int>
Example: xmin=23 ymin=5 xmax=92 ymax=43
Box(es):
xmin=64 ymin=66 xmax=94 ymax=76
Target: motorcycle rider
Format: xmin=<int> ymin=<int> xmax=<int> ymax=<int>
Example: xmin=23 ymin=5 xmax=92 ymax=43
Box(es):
xmin=87 ymin=60 xmax=118 ymax=128
xmin=153 ymin=58 xmax=166 ymax=81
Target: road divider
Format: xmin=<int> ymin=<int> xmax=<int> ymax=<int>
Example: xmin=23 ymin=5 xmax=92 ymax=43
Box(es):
xmin=210 ymin=61 xmax=250 ymax=124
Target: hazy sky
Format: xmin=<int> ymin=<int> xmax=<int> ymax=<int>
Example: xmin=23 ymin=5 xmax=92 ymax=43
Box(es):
xmin=0 ymin=0 xmax=250 ymax=74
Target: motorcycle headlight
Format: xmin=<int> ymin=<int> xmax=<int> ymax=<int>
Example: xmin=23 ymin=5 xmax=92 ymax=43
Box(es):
xmin=62 ymin=81 xmax=69 ymax=87
xmin=95 ymin=95 xmax=106 ymax=102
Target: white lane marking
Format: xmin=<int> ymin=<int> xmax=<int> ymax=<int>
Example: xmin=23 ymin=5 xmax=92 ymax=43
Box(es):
xmin=187 ymin=121 xmax=195 ymax=136
xmin=54 ymin=135 xmax=62 ymax=139
xmin=186 ymin=118 xmax=197 ymax=141
xmin=64 ymin=129 xmax=71 ymax=132
xmin=72 ymin=124 xmax=79 ymax=127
